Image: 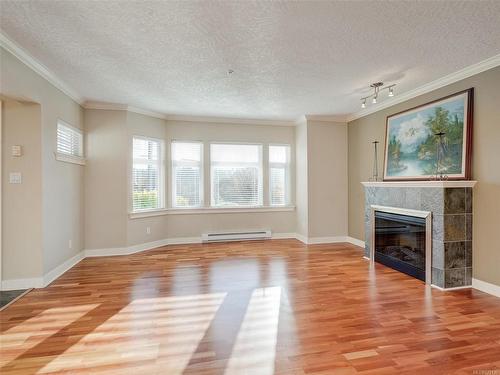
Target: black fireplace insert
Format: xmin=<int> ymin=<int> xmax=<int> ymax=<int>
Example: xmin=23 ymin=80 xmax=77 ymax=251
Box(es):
xmin=374 ymin=211 xmax=426 ymax=281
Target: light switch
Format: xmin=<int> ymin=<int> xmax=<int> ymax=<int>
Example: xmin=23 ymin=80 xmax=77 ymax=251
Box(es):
xmin=9 ymin=172 xmax=22 ymax=184
xmin=12 ymin=145 xmax=22 ymax=157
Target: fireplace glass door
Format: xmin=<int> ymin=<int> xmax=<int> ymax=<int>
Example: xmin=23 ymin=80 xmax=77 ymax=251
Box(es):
xmin=374 ymin=211 xmax=426 ymax=281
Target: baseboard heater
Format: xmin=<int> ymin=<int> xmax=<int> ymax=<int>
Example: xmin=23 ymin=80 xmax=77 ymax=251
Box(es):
xmin=202 ymin=230 xmax=272 ymax=243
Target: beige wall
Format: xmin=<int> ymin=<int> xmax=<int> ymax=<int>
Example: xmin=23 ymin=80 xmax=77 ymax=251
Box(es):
xmin=307 ymin=121 xmax=348 ymax=238
xmin=84 ymin=110 xmax=350 ymax=249
xmin=1 ymin=47 xmax=84 ymax=281
xmin=84 ymin=109 xmax=128 ymax=250
xmin=348 ymin=66 xmax=500 ymax=287
xmin=295 ymin=118 xmax=308 ymax=238
xmin=1 ymin=100 xmax=43 ymax=280
xmin=85 ymin=112 xmax=298 ymax=249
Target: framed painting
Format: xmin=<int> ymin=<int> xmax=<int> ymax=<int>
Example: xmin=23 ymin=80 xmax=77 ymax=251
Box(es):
xmin=383 ymin=88 xmax=473 ymax=181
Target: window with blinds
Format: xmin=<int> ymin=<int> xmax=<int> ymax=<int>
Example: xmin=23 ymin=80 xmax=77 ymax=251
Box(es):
xmin=57 ymin=121 xmax=83 ymax=158
xmin=172 ymin=141 xmax=203 ymax=208
xmin=269 ymin=145 xmax=291 ymax=206
xmin=132 ymin=136 xmax=163 ymax=212
xmin=211 ymin=143 xmax=263 ymax=207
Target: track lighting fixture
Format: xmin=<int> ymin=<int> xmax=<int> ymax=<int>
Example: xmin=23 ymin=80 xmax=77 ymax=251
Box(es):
xmin=360 ymin=82 xmax=396 ymax=108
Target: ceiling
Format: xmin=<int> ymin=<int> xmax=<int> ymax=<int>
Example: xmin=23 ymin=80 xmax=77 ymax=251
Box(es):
xmin=1 ymin=1 xmax=500 ymax=121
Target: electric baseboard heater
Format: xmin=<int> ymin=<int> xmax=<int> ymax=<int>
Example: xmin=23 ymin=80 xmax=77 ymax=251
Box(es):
xmin=201 ymin=230 xmax=272 ymax=243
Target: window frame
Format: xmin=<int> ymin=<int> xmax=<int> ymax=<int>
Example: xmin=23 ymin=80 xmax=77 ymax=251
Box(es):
xmin=268 ymin=143 xmax=291 ymax=206
xmin=55 ymin=119 xmax=86 ymax=165
xmin=131 ymin=135 xmax=165 ymax=213
xmin=171 ymin=140 xmax=204 ymax=209
xmin=209 ymin=142 xmax=264 ymax=208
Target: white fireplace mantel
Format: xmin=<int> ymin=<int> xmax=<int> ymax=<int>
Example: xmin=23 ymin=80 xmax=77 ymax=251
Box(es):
xmin=361 ymin=180 xmax=477 ymax=188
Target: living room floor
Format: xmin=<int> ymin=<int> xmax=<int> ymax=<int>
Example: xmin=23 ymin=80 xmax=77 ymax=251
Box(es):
xmin=1 ymin=239 xmax=499 ymax=374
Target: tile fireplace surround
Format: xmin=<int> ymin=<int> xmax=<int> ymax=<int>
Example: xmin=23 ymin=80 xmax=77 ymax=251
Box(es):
xmin=362 ymin=181 xmax=477 ymax=290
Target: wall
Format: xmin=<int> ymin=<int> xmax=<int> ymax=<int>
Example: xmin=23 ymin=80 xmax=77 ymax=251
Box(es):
xmin=84 ymin=109 xmax=128 ymax=250
xmin=85 ymin=113 xmax=298 ymax=250
xmin=0 ymin=47 xmax=84 ymax=281
xmin=348 ymin=66 xmax=500 ymax=287
xmin=295 ymin=118 xmax=308 ymax=238
xmin=1 ymin=99 xmax=43 ymax=280
xmin=307 ymin=121 xmax=348 ymax=238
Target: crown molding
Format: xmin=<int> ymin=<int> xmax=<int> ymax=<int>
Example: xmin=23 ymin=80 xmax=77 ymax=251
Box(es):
xmin=305 ymin=115 xmax=349 ymax=123
xmin=347 ymin=53 xmax=500 ymax=122
xmin=165 ymin=114 xmax=296 ymax=127
xmin=84 ymin=101 xmax=296 ymax=126
xmin=82 ymin=101 xmax=128 ymax=111
xmin=4 ymin=27 xmax=498 ymax=125
xmin=0 ymin=30 xmax=84 ymax=105
xmin=294 ymin=115 xmax=307 ymax=125
xmin=128 ymin=106 xmax=168 ymax=120
xmin=83 ymin=101 xmax=168 ymax=120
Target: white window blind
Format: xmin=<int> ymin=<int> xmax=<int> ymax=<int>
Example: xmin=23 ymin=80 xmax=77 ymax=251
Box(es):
xmin=211 ymin=144 xmax=263 ymax=207
xmin=57 ymin=121 xmax=83 ymax=157
xmin=132 ymin=137 xmax=163 ymax=212
xmin=269 ymin=145 xmax=291 ymax=206
xmin=172 ymin=141 xmax=203 ymax=208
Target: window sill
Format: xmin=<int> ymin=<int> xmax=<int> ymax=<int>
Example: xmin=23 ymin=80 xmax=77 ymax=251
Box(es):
xmin=54 ymin=152 xmax=86 ymax=166
xmin=129 ymin=205 xmax=296 ymax=219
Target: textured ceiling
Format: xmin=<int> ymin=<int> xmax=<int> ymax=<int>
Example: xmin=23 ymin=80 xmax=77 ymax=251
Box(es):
xmin=1 ymin=1 xmax=500 ymax=121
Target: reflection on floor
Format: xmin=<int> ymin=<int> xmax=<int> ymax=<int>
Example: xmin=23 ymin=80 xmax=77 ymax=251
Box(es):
xmin=1 ymin=239 xmax=500 ymax=374
xmin=0 ymin=289 xmax=28 ymax=310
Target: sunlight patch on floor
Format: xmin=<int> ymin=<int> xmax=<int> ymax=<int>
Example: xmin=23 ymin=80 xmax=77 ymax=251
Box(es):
xmin=224 ymin=286 xmax=282 ymax=375
xmin=37 ymin=293 xmax=226 ymax=374
xmin=0 ymin=304 xmax=99 ymax=367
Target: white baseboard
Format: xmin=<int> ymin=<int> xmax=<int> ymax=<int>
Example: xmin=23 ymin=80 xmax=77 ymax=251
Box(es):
xmin=345 ymin=236 xmax=366 ymax=248
xmin=84 ymin=247 xmax=129 ymax=257
xmin=472 ymin=278 xmax=500 ymax=298
xmin=1 ymin=277 xmax=43 ymax=291
xmin=285 ymin=233 xmax=362 ymax=245
xmin=271 ymin=232 xmax=297 ymax=240
xmin=294 ymin=233 xmax=308 ymax=244
xmin=431 ymin=284 xmax=472 ymax=291
xmin=165 ymin=236 xmax=202 ymax=245
xmin=307 ymin=236 xmax=351 ymax=244
xmin=44 ymin=251 xmax=85 ymax=287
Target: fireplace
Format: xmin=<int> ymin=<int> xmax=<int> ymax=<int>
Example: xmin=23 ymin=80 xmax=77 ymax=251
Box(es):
xmin=369 ymin=205 xmax=432 ymax=284
xmin=363 ymin=182 xmax=477 ymax=289
xmin=374 ymin=211 xmax=426 ymax=281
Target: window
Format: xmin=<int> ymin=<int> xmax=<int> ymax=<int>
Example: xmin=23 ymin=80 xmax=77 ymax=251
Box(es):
xmin=57 ymin=120 xmax=83 ymax=158
xmin=172 ymin=141 xmax=203 ymax=208
xmin=269 ymin=145 xmax=291 ymax=206
xmin=132 ymin=136 xmax=163 ymax=212
xmin=211 ymin=143 xmax=263 ymax=207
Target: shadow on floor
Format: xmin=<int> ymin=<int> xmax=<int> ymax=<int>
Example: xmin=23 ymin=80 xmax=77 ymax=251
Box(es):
xmin=0 ymin=289 xmax=29 ymax=310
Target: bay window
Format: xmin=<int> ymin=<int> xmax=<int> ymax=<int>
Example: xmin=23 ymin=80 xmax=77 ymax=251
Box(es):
xmin=132 ymin=136 xmax=163 ymax=212
xmin=171 ymin=141 xmax=203 ymax=208
xmin=210 ymin=143 xmax=263 ymax=207
xmin=269 ymin=145 xmax=291 ymax=206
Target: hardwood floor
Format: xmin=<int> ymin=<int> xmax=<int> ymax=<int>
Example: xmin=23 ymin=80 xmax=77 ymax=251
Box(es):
xmin=1 ymin=239 xmax=500 ymax=374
